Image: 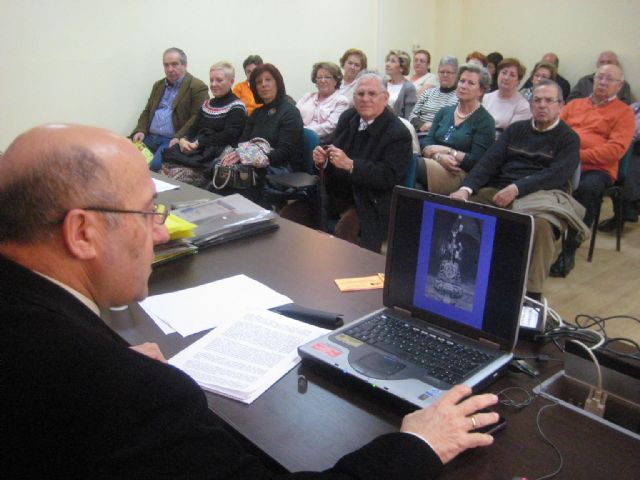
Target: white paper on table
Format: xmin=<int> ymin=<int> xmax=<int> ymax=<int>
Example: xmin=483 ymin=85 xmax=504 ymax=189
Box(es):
xmin=139 ymin=274 xmax=292 ymax=337
xmin=169 ymin=309 xmax=328 ymax=403
xmin=153 ymin=177 xmax=180 ymax=193
xmin=148 ymin=311 xmax=177 ymax=335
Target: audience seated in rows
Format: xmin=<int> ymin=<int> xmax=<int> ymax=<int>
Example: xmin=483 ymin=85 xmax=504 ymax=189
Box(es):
xmin=521 ymin=53 xmax=571 ymax=101
xmin=338 ymin=48 xmax=367 ymax=106
xmin=161 ymin=62 xmax=247 ymax=188
xmin=567 ymin=50 xmax=635 ymax=105
xmin=482 ymin=58 xmax=531 ymax=136
xmin=410 ymin=49 xmax=439 ymax=97
xmin=486 ymin=52 xmax=503 ymax=92
xmin=232 ymin=54 xmax=263 ymax=115
xmin=131 ymin=47 xmax=208 ymax=172
xmin=219 ymin=63 xmax=303 ymax=208
xmin=418 ymin=63 xmax=495 ymax=195
xmin=314 ymin=72 xmax=412 ymax=252
xmin=296 ymin=62 xmax=349 ymax=142
xmin=551 ymin=63 xmax=636 ymax=276
xmin=409 ymin=56 xmax=459 ymax=143
xmin=385 ymin=50 xmax=417 ymax=120
xmin=520 ymin=62 xmax=557 ymax=101
xmin=451 ymin=80 xmax=587 ymax=300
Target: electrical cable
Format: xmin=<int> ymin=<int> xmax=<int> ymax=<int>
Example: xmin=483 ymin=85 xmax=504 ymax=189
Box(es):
xmin=568 ymin=340 xmax=603 ymax=390
xmin=493 ymin=379 xmax=564 ymax=480
xmin=532 ymin=402 xmax=563 ymax=480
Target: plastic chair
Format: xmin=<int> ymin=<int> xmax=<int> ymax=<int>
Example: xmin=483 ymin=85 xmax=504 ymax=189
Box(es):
xmin=586 ymin=144 xmax=633 ymax=262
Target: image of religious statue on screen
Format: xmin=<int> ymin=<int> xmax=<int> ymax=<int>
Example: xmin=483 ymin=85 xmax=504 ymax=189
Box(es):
xmin=424 ymin=210 xmax=483 ymax=312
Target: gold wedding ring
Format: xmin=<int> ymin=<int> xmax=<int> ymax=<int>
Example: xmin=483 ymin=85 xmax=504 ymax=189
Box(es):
xmin=470 ymin=414 xmax=477 ymax=430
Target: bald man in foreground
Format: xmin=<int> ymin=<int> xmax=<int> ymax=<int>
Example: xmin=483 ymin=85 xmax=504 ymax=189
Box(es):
xmin=0 ymin=125 xmax=499 ymax=478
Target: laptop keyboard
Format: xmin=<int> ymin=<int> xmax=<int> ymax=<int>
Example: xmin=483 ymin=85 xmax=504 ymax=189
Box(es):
xmin=344 ymin=313 xmax=496 ymax=385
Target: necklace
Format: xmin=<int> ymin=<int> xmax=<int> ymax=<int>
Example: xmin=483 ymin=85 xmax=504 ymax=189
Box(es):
xmin=455 ymin=103 xmax=480 ymax=120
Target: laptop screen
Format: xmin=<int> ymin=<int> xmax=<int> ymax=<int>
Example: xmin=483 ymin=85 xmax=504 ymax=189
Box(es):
xmin=384 ymin=187 xmax=532 ymax=349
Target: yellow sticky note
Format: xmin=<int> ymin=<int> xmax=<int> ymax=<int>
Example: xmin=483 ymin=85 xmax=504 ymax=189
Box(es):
xmin=165 ymin=214 xmax=197 ymax=240
xmin=133 ymin=141 xmax=154 ymax=164
xmin=334 ymin=274 xmax=385 ymax=292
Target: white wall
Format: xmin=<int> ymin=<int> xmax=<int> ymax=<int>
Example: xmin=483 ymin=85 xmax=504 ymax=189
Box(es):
xmin=1 ymin=0 xmax=637 ymax=149
xmin=0 ymin=0 xmax=434 ymax=149
xmin=432 ymin=0 xmax=640 ymax=98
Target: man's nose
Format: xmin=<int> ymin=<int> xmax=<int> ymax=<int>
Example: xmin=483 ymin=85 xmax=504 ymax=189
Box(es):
xmin=153 ymin=224 xmax=170 ymax=246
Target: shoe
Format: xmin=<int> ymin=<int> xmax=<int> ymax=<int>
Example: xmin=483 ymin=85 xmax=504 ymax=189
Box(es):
xmin=549 ymin=252 xmax=575 ymax=278
xmin=598 ymin=217 xmax=621 ymax=232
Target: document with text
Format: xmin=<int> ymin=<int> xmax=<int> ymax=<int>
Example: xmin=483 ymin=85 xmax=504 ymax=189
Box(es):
xmin=169 ymin=310 xmax=328 ymax=403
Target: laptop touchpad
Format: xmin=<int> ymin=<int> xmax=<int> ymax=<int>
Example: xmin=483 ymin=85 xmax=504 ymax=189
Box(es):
xmin=351 ymin=353 xmax=406 ymax=379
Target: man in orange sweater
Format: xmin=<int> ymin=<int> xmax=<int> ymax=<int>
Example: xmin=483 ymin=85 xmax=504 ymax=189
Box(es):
xmin=551 ymin=64 xmax=635 ymax=275
xmin=232 ymin=54 xmax=263 ymax=115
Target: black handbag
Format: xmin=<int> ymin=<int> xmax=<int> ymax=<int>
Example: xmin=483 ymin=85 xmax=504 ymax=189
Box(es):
xmin=211 ymin=163 xmax=257 ymax=190
xmin=162 ymin=143 xmax=217 ymax=168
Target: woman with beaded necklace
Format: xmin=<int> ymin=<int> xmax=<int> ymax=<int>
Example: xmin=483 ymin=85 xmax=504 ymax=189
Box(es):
xmin=417 ymin=63 xmax=495 ymax=194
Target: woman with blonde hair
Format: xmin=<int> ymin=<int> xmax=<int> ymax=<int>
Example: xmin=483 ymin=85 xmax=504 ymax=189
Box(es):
xmin=338 ymin=48 xmax=367 ymax=105
xmin=385 ymin=49 xmax=417 ymax=119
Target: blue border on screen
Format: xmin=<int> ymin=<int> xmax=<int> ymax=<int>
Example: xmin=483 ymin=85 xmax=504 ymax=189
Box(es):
xmin=412 ymin=202 xmax=496 ymax=330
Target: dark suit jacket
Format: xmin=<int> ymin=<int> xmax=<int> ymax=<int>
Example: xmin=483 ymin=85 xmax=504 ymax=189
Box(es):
xmin=132 ymin=72 xmax=209 ymax=139
xmin=326 ymin=107 xmax=412 ymax=251
xmin=0 ymin=255 xmax=441 ymax=479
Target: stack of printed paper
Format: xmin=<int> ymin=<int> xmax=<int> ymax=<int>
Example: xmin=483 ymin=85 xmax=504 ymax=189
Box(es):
xmin=169 ymin=310 xmax=328 ymax=403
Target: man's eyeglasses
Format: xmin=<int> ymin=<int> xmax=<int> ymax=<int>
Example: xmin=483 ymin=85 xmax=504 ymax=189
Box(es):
xmin=84 ymin=203 xmax=169 ymax=225
xmin=594 ymin=75 xmax=621 ymax=84
xmin=532 ymin=97 xmax=560 ymax=105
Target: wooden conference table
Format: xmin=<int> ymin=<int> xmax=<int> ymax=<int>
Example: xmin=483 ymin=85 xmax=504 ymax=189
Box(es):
xmin=103 ymin=178 xmax=639 ymax=479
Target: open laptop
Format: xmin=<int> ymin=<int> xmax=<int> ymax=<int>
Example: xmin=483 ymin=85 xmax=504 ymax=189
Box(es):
xmin=299 ymin=187 xmax=533 ymax=408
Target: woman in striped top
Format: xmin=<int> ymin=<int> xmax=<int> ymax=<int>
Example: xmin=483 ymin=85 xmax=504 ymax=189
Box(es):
xmin=409 ymin=56 xmax=460 ymax=149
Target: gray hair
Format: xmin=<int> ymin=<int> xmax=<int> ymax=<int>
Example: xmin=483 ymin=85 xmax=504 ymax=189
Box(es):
xmin=596 ymin=63 xmax=625 ymax=82
xmin=163 ymin=47 xmax=187 ymax=66
xmin=355 ymin=71 xmax=388 ymax=90
xmin=532 ymin=79 xmax=564 ymax=103
xmin=438 ymin=55 xmax=459 ymax=71
xmin=458 ymin=62 xmax=491 ymax=92
xmin=0 ymin=143 xmax=117 ymax=243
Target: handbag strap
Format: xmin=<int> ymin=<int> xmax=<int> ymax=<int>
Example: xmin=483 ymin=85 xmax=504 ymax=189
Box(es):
xmin=211 ymin=164 xmax=232 ymax=190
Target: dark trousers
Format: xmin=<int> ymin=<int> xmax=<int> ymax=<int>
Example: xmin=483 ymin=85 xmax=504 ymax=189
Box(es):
xmin=573 ymin=170 xmax=613 ymax=227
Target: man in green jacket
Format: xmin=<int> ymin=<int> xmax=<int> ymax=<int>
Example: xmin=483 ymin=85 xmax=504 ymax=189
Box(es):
xmin=131 ymin=47 xmax=208 ymax=171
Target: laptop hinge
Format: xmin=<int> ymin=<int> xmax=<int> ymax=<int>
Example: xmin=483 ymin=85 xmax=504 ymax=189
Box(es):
xmin=392 ymin=306 xmax=412 ymax=317
xmin=478 ymin=338 xmax=501 ymax=350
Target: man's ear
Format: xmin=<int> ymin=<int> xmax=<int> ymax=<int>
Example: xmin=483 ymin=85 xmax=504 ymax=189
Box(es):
xmin=61 ymin=209 xmax=100 ymax=260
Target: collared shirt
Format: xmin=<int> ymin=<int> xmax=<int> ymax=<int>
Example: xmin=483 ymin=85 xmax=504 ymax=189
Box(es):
xmin=149 ymin=75 xmax=185 ymax=137
xmin=35 ymin=271 xmax=100 ymax=316
xmin=296 ymin=91 xmax=349 ymax=141
xmin=359 ymin=117 xmax=375 ymax=131
xmin=531 ymin=116 xmax=560 ymax=132
xmin=589 ymin=93 xmax=618 ymax=107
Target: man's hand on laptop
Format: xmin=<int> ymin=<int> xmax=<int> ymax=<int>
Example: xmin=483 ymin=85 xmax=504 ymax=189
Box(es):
xmin=400 ymin=384 xmax=499 ymax=464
